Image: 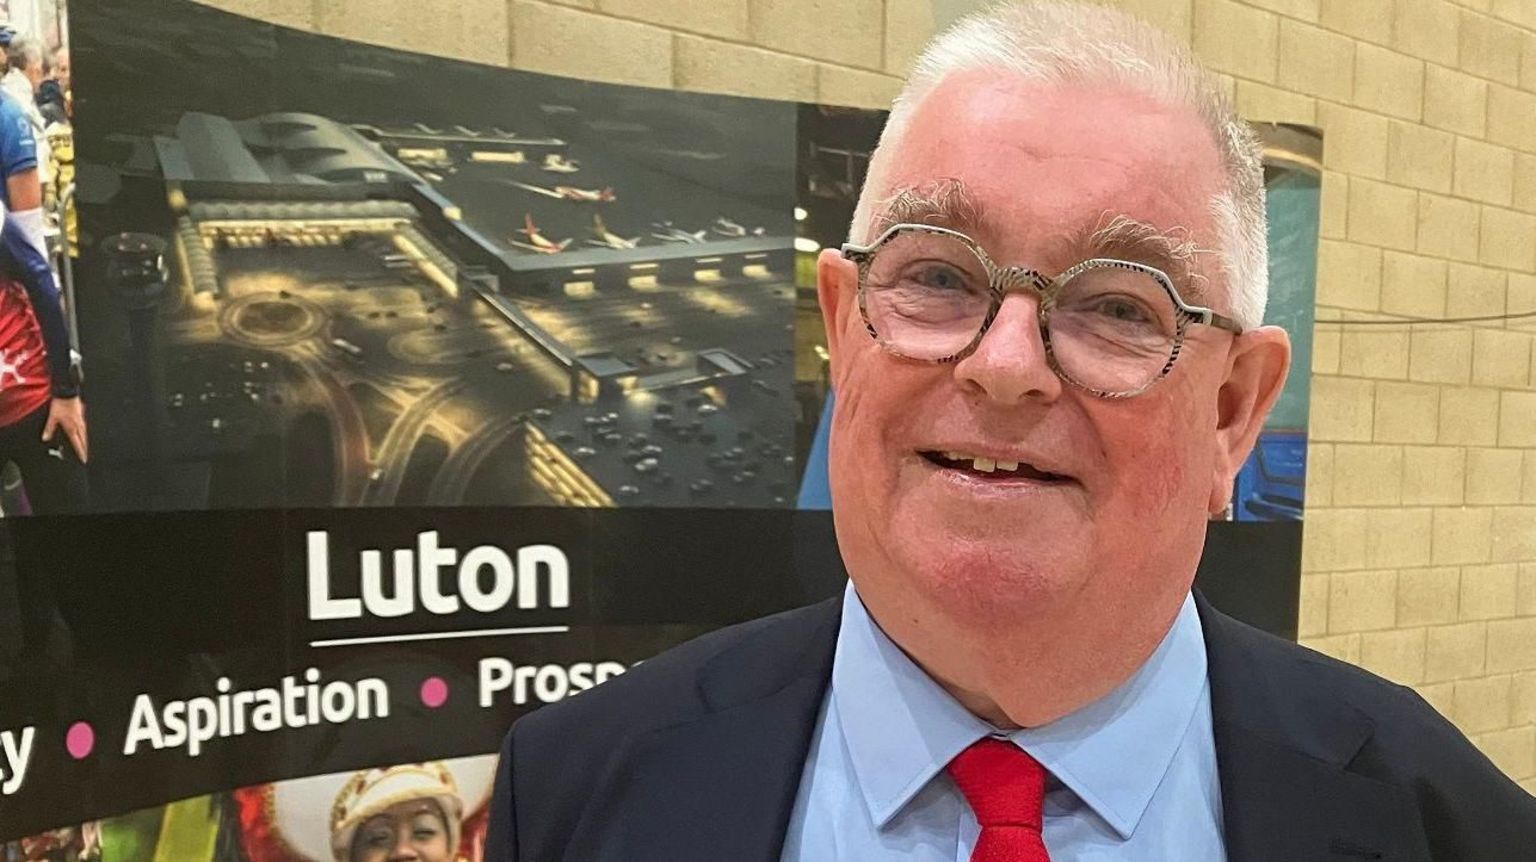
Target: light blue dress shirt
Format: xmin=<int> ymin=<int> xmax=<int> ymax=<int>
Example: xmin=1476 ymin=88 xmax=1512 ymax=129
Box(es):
xmin=780 ymin=584 xmax=1226 ymax=861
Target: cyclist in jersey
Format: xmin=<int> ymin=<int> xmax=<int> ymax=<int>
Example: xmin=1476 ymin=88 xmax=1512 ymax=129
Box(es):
xmin=0 ymin=200 xmax=85 ymax=512
xmin=0 ymin=199 xmax=85 ymax=682
xmin=0 ymin=78 xmax=53 ymax=285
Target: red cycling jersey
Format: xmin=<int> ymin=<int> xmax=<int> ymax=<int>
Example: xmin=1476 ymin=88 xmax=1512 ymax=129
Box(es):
xmin=0 ymin=275 xmax=53 ymax=427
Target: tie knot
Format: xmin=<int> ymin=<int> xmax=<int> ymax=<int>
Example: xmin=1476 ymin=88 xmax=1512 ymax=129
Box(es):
xmin=946 ymin=738 xmax=1047 ymax=829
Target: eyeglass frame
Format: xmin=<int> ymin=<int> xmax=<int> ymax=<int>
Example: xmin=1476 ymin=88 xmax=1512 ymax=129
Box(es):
xmin=840 ymin=222 xmax=1245 ymax=399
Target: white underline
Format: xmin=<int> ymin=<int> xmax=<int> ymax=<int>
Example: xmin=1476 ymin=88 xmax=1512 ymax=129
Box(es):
xmin=309 ymin=625 xmax=572 ymax=648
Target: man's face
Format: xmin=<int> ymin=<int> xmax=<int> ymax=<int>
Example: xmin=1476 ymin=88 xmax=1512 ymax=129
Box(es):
xmin=821 ymin=73 xmax=1284 ymax=635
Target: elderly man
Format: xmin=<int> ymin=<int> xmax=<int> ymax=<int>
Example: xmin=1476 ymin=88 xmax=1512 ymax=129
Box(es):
xmin=487 ymin=4 xmax=1536 ymax=860
xmin=1 ymin=35 xmax=48 ymax=186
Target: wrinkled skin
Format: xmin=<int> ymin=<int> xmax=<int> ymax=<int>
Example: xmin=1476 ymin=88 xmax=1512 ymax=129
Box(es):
xmin=819 ymin=72 xmax=1291 ymax=727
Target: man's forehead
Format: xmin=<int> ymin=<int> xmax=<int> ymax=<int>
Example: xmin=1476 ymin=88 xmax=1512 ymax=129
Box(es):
xmin=874 ymin=72 xmax=1226 ymax=247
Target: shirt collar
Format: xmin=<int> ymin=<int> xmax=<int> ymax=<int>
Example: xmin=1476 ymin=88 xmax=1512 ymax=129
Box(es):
xmin=831 ymin=583 xmax=1209 ymax=840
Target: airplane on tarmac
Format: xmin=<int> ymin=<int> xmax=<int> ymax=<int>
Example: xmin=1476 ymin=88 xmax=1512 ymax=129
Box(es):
xmin=712 ymin=217 xmax=768 ymax=237
xmin=651 ymin=221 xmax=709 ymax=244
xmin=712 ymin=217 xmax=748 ymax=237
xmin=543 ymin=153 xmax=581 ymax=174
xmin=587 ymin=213 xmax=641 ymax=249
xmin=506 ymin=180 xmax=617 ymax=202
xmin=510 ymin=215 xmax=572 ymax=254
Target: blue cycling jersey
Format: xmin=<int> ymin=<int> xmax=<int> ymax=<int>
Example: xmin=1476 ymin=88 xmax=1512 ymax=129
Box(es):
xmin=0 ymin=95 xmax=37 ymax=207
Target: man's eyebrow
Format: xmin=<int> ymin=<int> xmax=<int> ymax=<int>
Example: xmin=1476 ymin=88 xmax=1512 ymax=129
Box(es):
xmin=868 ymin=186 xmax=1216 ymax=304
xmin=868 ymin=178 xmax=992 ymax=240
xmin=1077 ymin=213 xmax=1215 ymax=304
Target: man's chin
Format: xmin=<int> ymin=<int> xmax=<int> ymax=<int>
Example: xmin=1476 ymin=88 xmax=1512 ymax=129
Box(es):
xmin=893 ymin=477 xmax=1091 ymax=546
xmin=884 ymin=536 xmax=1087 ymax=620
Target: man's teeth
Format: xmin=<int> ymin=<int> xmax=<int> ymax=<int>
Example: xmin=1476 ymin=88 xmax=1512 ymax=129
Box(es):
xmin=940 ymin=452 xmax=1022 ymax=473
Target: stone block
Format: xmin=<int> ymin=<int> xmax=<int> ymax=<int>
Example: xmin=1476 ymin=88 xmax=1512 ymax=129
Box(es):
xmin=1193 ymin=0 xmax=1279 ymax=82
xmin=1460 ymin=561 xmax=1520 ymax=619
xmin=1399 ymin=565 xmax=1463 ymax=625
xmin=1433 ymin=505 xmax=1495 ymax=565
xmin=1409 ymin=328 xmax=1474 ymax=385
xmin=510 ymin=1 xmax=672 ymax=88
xmin=1438 ymin=385 xmax=1501 ymax=447
xmin=1373 ymin=381 xmax=1440 ymax=444
xmin=1426 ymin=620 xmax=1488 ymax=681
xmin=1401 ymin=446 xmax=1467 ymax=505
xmin=1312 ymin=376 xmax=1376 ymax=442
xmin=1424 ymin=64 xmax=1488 ymax=137
xmin=674 ymin=36 xmax=818 ymax=101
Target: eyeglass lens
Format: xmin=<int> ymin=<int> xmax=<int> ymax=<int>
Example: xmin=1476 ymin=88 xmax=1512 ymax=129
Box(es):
xmin=861 ymin=229 xmax=1181 ymax=394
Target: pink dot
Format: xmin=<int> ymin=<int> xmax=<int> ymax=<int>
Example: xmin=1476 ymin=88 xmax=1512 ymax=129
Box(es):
xmin=65 ymin=722 xmax=95 ymax=759
xmin=420 ymin=677 xmax=449 ymax=709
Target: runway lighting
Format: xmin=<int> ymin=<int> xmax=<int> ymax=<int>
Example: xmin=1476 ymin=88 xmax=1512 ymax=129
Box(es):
xmin=794 ymin=207 xmax=808 ymax=221
xmin=794 ymin=238 xmax=821 ymax=253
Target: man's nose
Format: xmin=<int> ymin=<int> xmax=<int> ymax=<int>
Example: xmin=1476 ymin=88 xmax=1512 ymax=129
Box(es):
xmin=952 ymin=292 xmax=1063 ymax=405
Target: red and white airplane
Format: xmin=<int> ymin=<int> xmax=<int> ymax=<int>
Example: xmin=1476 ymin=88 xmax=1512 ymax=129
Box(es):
xmin=510 ymin=215 xmax=572 ymax=254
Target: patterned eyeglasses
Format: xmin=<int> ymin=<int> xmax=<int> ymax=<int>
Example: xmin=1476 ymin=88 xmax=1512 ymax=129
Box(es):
xmin=841 ymin=223 xmax=1244 ymax=398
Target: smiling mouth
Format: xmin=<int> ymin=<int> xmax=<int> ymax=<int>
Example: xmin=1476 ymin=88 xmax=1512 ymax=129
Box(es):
xmin=919 ymin=450 xmax=1073 ymax=483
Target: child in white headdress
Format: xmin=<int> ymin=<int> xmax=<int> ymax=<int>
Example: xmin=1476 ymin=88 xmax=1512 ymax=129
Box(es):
xmin=330 ymin=762 xmax=466 ymax=862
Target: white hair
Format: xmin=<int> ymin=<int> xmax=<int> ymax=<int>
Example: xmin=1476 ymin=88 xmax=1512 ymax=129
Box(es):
xmin=6 ymin=35 xmax=43 ymax=72
xmin=850 ymin=1 xmax=1268 ymax=330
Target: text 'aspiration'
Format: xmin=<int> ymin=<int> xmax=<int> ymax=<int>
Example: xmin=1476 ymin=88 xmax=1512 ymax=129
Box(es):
xmin=124 ymin=670 xmax=388 ymax=758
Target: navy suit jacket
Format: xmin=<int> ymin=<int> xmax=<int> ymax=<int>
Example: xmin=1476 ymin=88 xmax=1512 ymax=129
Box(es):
xmin=487 ymin=594 xmax=1536 ymax=861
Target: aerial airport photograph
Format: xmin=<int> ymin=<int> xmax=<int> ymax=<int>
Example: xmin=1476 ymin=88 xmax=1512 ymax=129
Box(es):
xmin=71 ymin=0 xmax=800 ymax=511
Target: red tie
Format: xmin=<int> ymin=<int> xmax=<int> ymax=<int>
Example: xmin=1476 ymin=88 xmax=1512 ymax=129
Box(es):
xmin=947 ymin=738 xmax=1052 ymax=862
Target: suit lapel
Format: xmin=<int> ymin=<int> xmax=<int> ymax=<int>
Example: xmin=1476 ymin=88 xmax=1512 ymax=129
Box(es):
xmin=570 ymin=592 xmax=1431 ymax=861
xmin=1198 ymin=594 xmax=1426 ymax=861
xmin=566 ymin=599 xmax=842 ymax=862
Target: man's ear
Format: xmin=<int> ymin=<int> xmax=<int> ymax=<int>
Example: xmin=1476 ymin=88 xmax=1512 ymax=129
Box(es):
xmin=1209 ymin=325 xmax=1292 ymax=514
xmin=817 ymin=247 xmax=857 ymax=389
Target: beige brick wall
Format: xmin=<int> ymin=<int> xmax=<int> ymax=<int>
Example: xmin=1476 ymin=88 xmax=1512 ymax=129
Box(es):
xmin=192 ymin=0 xmax=1536 ymax=791
xmin=192 ymin=0 xmax=926 ymax=108
xmin=1216 ymin=0 xmax=1536 ymax=793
